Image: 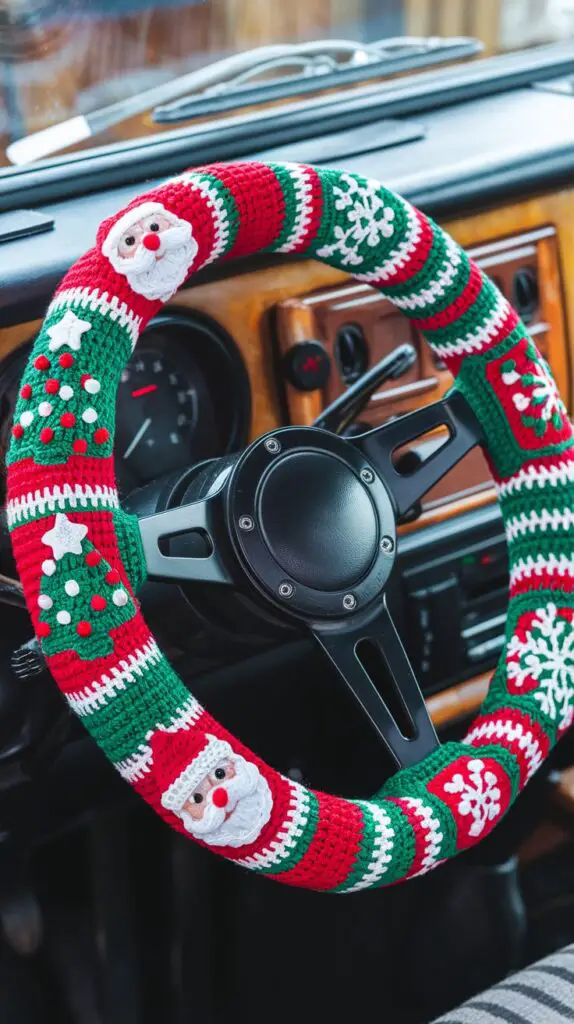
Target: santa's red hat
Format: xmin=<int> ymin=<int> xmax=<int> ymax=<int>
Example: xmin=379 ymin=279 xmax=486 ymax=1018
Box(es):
xmin=151 ymin=729 xmax=234 ymax=814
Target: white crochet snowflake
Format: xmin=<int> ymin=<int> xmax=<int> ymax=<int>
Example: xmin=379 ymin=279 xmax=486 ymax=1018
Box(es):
xmin=443 ymin=758 xmax=502 ymax=838
xmin=507 ymin=604 xmax=574 ymax=727
xmin=317 ymin=174 xmax=395 ymax=267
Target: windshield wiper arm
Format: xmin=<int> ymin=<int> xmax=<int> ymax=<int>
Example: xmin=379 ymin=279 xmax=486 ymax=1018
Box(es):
xmin=154 ymin=36 xmax=482 ymax=124
xmin=6 ymin=36 xmax=481 ymax=167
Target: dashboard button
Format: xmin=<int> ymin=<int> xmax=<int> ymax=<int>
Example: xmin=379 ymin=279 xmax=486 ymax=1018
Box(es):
xmin=283 ymin=340 xmax=331 ymax=392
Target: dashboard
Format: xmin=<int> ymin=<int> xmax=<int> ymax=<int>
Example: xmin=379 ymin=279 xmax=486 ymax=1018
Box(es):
xmin=1 ymin=68 xmax=573 ymax=738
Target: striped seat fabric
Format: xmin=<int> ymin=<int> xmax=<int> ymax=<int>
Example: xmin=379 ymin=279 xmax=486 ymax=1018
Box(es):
xmin=433 ymin=944 xmax=574 ymax=1023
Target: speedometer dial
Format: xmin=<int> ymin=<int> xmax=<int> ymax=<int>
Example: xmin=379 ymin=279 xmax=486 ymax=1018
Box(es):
xmin=116 ymin=338 xmax=216 ymax=492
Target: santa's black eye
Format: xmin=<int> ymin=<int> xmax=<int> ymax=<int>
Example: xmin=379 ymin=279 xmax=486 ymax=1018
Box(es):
xmin=193 ymin=792 xmax=203 ymax=804
xmin=214 ymin=767 xmax=226 ymax=780
xmin=125 ymin=235 xmax=136 ymax=246
xmin=149 ymin=222 xmax=160 ymax=231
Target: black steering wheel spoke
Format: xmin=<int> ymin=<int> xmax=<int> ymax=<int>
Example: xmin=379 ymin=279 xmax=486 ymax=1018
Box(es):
xmin=351 ymin=391 xmax=483 ymax=518
xmin=313 ymin=599 xmax=439 ymax=769
xmin=138 ymin=496 xmax=232 ymax=586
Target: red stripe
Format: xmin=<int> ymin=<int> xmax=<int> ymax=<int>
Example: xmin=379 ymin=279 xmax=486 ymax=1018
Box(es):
xmin=57 ymin=247 xmax=160 ymax=326
xmin=276 ymin=790 xmax=364 ymax=890
xmin=387 ymin=798 xmax=427 ymax=877
xmin=412 ymin=260 xmax=484 ymax=332
xmin=368 ymin=210 xmax=434 ymax=289
xmin=466 ymin=709 xmax=549 ymax=790
xmin=288 ymin=164 xmax=324 ymax=254
xmin=510 ymin=569 xmax=574 ymax=599
xmin=205 ymin=162 xmax=288 ymax=260
xmin=7 ymin=455 xmax=116 ymax=505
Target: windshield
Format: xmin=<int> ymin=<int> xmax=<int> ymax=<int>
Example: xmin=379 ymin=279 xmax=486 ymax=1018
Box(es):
xmin=2 ymin=0 xmax=574 ymax=170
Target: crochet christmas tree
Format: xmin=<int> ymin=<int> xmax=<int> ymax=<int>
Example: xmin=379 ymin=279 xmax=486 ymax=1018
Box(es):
xmin=37 ymin=513 xmax=134 ymax=660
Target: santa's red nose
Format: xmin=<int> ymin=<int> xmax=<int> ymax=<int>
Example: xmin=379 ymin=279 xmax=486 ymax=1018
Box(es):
xmin=142 ymin=232 xmax=161 ymax=252
xmin=212 ymin=787 xmax=228 ymax=809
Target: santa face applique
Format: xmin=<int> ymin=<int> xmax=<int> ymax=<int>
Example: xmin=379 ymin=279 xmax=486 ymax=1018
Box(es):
xmin=101 ymin=201 xmax=198 ymax=302
xmin=156 ymin=732 xmax=273 ymax=849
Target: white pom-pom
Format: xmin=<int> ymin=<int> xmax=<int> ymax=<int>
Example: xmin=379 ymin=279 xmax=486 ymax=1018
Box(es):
xmin=20 ymin=411 xmax=34 ymax=427
xmin=64 ymin=580 xmax=80 ymax=597
xmin=59 ymin=385 xmax=74 ymax=401
xmin=38 ymin=594 xmax=53 ymax=610
xmin=56 ymin=610 xmax=71 ymax=625
xmin=82 ymin=408 xmax=98 ymax=424
xmin=38 ymin=402 xmax=53 ymax=417
xmin=42 ymin=559 xmax=56 ymax=576
xmin=112 ymin=588 xmax=128 ymax=607
xmin=84 ymin=378 xmax=100 ymax=395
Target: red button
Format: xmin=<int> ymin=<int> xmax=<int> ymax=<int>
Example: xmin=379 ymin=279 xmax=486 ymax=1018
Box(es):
xmin=142 ymin=232 xmax=161 ymax=252
xmin=211 ymin=787 xmax=228 ymax=809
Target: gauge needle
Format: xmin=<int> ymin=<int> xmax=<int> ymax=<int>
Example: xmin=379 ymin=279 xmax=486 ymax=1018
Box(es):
xmin=123 ymin=418 xmax=151 ymax=460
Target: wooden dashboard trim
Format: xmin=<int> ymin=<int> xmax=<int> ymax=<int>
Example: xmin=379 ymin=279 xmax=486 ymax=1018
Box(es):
xmin=426 ymin=673 xmax=490 ymax=729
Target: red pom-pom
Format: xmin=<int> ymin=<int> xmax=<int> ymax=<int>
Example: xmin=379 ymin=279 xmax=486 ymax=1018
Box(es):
xmin=80 ymin=374 xmax=91 ymax=386
xmin=20 ymin=384 xmax=32 ymax=400
xmin=73 ymin=438 xmax=88 ymax=454
xmin=59 ymin=353 xmax=74 ymax=368
xmin=40 ymin=427 xmax=54 ymax=444
xmin=34 ymin=355 xmax=50 ymax=371
xmin=45 ymin=378 xmax=59 ymax=395
xmin=37 ymin=622 xmax=51 ymax=638
xmin=105 ymin=568 xmax=121 ymax=585
xmin=60 ymin=412 xmax=76 ymax=428
xmin=94 ymin=427 xmax=110 ymax=445
xmin=85 ymin=550 xmax=101 ymax=568
xmin=91 ymin=595 xmax=107 ymax=611
xmin=76 ymin=620 xmax=92 ymax=637
xmin=12 ymin=424 xmax=24 ymax=439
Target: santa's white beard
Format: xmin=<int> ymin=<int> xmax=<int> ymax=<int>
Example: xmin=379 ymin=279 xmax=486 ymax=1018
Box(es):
xmin=114 ymin=226 xmax=198 ymax=301
xmin=181 ymin=758 xmax=273 ymax=848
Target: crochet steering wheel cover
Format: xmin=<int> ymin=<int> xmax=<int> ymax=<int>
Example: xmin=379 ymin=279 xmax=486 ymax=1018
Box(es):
xmin=6 ymin=162 xmax=574 ymax=891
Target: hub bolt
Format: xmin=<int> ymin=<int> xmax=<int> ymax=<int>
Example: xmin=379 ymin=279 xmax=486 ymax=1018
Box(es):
xmin=380 ymin=536 xmax=394 ymax=554
xmin=360 ymin=468 xmax=375 ymax=484
xmin=278 ymin=581 xmax=295 ymax=599
xmin=264 ymin=437 xmax=281 ymax=455
xmin=343 ymin=593 xmax=357 ymax=611
xmin=239 ymin=515 xmax=254 ymax=532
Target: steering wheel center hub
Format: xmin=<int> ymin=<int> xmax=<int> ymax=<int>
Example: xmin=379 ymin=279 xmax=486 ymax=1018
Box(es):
xmin=228 ymin=427 xmax=396 ymax=619
xmin=259 ymin=451 xmax=379 ymax=591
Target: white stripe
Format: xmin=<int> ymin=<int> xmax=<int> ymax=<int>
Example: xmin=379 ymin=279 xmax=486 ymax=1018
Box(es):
xmin=7 ymin=483 xmax=119 ymax=527
xmin=354 ymin=199 xmax=423 ymax=283
xmin=386 ymin=235 xmax=462 ymax=312
xmin=342 ymin=801 xmax=395 ymax=892
xmin=237 ymin=780 xmax=310 ymax=870
xmin=464 ymin=718 xmax=543 ymax=782
xmin=497 ymin=460 xmax=574 ymax=498
xmin=66 ymin=640 xmax=162 ymax=717
xmin=510 ymin=552 xmax=574 ymax=587
xmin=171 ymin=173 xmax=230 ymax=266
xmin=506 ymin=506 xmax=574 ymax=542
xmin=428 ymin=289 xmax=512 ymax=358
xmin=114 ymin=696 xmax=205 ymax=783
xmin=274 ymin=163 xmax=315 ymax=254
xmin=47 ymin=288 xmax=142 ymax=349
xmin=399 ymin=796 xmax=444 ymax=877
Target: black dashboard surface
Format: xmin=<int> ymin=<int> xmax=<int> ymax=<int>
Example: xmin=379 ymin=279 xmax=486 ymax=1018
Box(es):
xmin=0 ymin=85 xmax=572 ymax=326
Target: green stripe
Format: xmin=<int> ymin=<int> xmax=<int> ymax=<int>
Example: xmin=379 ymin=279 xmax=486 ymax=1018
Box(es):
xmin=265 ymin=163 xmax=300 ymax=251
xmin=423 ymin=274 xmax=499 ymax=349
xmin=336 ymin=798 xmax=414 ymax=891
xmin=261 ymin=789 xmax=320 ymax=876
xmin=80 ymin=655 xmax=190 ymax=764
xmin=385 ymin=223 xmax=471 ymax=319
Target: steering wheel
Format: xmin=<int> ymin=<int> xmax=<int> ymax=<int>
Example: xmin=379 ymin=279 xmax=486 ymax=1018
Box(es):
xmin=6 ymin=162 xmax=574 ymax=891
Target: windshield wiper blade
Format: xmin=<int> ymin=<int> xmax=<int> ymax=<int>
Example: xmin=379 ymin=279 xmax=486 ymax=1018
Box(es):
xmin=6 ymin=35 xmax=481 ymax=166
xmin=154 ymin=36 xmax=482 ymax=124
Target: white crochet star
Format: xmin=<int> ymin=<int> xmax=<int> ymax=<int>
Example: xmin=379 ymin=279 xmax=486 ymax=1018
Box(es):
xmin=42 ymin=513 xmax=88 ymax=561
xmin=46 ymin=310 xmax=91 ymax=352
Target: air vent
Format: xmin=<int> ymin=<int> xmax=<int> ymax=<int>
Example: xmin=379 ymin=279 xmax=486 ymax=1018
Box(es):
xmin=512 ymin=268 xmax=539 ymax=324
xmin=334 ymin=323 xmax=368 ymax=384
